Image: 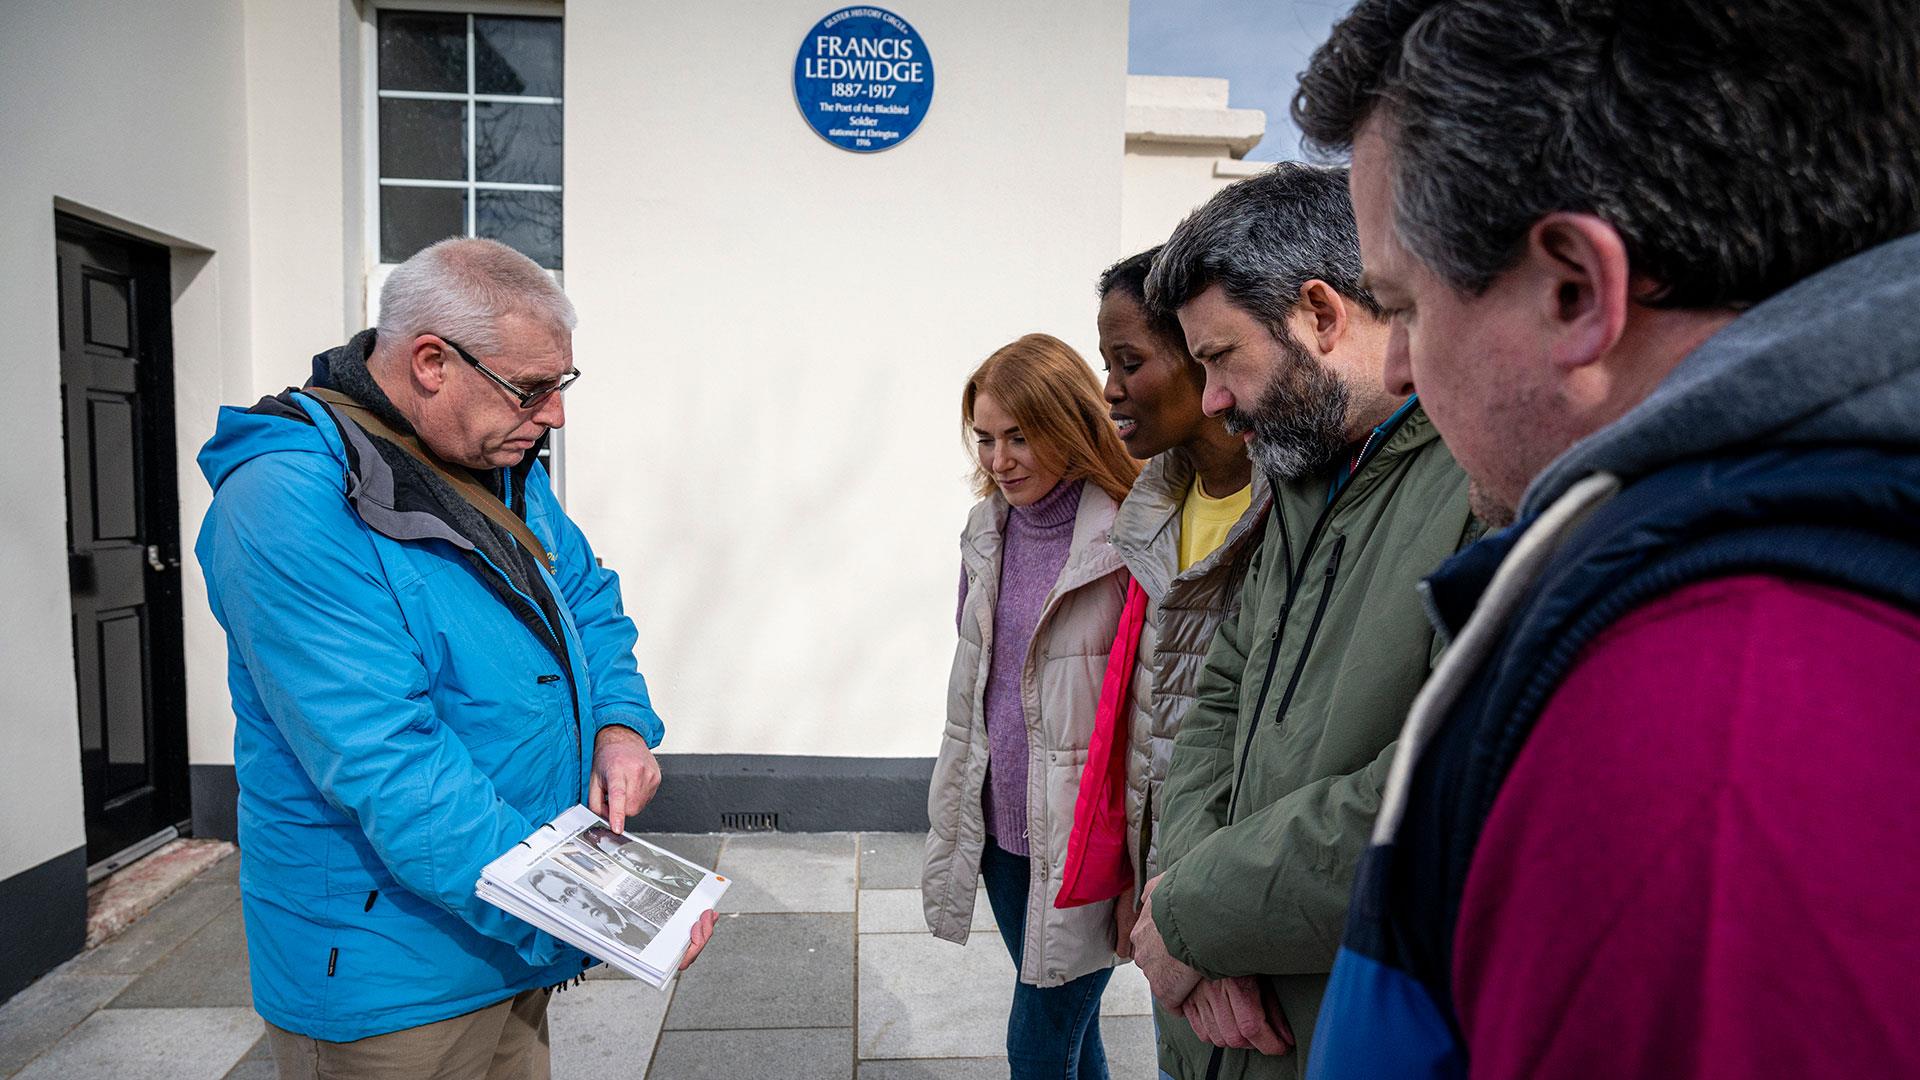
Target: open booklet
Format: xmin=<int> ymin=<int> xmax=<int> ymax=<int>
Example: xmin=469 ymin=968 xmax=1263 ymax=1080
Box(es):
xmin=477 ymin=805 xmax=729 ymax=988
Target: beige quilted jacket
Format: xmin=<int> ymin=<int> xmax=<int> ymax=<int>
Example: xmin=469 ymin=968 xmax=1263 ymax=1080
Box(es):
xmin=922 ymin=482 xmax=1128 ymax=987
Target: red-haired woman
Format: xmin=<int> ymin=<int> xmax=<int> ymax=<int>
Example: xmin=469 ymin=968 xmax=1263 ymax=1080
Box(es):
xmin=923 ymin=333 xmax=1141 ymax=1078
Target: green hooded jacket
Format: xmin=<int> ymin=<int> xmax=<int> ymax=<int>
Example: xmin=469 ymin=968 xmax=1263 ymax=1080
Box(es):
xmin=1150 ymin=403 xmax=1476 ymax=1080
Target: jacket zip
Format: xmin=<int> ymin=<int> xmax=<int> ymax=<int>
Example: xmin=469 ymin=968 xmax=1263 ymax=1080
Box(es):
xmin=472 ymin=546 xmax=583 ymax=768
xmin=486 ymin=473 xmax=584 ymax=760
xmin=1227 ymin=516 xmax=1297 ymax=818
xmin=1223 ymin=402 xmax=1415 ymax=820
xmin=1018 ymin=549 xmax=1122 ymax=978
xmin=1270 ymin=537 xmax=1346 ymax=728
xmin=1225 ymin=534 xmax=1348 ymax=819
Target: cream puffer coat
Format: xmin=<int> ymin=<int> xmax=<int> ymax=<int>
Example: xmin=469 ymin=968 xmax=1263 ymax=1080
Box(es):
xmin=922 ymin=482 xmax=1128 ymax=987
xmin=1107 ymin=451 xmax=1271 ymax=891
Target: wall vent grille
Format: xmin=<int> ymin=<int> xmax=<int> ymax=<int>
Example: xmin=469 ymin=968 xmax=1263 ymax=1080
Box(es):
xmin=720 ymin=811 xmax=779 ymax=832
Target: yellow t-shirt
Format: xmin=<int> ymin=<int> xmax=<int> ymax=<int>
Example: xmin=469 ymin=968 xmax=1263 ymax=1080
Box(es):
xmin=1178 ymin=476 xmax=1253 ymax=572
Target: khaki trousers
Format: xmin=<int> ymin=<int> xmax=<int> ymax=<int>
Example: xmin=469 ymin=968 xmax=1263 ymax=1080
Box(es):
xmin=266 ymin=987 xmax=552 ymax=1080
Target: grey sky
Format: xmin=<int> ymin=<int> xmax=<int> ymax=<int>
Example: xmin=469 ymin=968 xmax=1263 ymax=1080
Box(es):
xmin=1129 ymin=0 xmax=1354 ymax=162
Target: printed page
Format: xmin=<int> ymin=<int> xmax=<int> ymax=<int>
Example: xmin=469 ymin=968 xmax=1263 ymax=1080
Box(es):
xmin=479 ymin=804 xmax=729 ymax=984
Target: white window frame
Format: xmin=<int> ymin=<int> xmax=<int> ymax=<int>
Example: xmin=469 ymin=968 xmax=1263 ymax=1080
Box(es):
xmin=360 ymin=0 xmax=569 ymax=499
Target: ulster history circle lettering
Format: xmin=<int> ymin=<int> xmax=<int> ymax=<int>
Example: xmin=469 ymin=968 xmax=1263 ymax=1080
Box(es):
xmin=793 ymin=7 xmax=935 ymax=153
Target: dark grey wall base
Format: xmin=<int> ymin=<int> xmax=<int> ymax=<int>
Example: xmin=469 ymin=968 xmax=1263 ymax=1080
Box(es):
xmin=643 ymin=754 xmax=935 ymax=833
xmin=191 ymin=763 xmax=240 ymax=841
xmin=183 ymin=754 xmax=934 ymax=840
xmin=0 ymin=846 xmax=87 ymax=1006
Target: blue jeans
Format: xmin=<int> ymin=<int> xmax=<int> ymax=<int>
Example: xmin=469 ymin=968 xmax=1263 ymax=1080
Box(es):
xmin=979 ymin=841 xmax=1114 ymax=1079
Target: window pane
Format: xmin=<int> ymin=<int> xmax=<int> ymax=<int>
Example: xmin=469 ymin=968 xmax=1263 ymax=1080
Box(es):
xmin=474 ymin=16 xmax=563 ymax=97
xmin=380 ymin=98 xmax=467 ymax=181
xmin=476 ymin=102 xmax=562 ymax=185
xmin=382 ymin=185 xmax=468 ymax=264
xmin=379 ymin=11 xmax=466 ymax=93
xmin=477 ymin=189 xmax=562 ymax=270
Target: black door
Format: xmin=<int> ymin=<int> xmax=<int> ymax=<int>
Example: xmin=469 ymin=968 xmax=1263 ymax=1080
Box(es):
xmin=56 ymin=213 xmax=191 ymax=867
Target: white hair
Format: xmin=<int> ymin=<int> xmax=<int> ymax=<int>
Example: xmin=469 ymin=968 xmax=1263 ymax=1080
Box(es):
xmin=375 ymin=237 xmax=576 ymax=356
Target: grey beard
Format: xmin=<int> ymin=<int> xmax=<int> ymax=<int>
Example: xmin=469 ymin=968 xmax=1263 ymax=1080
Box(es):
xmin=1222 ymin=333 xmax=1351 ymax=482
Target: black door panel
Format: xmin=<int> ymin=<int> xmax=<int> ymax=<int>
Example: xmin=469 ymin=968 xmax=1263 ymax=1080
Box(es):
xmin=56 ymin=213 xmax=190 ymax=866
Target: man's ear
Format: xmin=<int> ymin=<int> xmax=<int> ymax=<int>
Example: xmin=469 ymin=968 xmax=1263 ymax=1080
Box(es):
xmin=1296 ymin=279 xmax=1350 ymax=356
xmin=1526 ymin=213 xmax=1631 ymax=371
xmin=409 ymin=334 xmax=452 ymax=394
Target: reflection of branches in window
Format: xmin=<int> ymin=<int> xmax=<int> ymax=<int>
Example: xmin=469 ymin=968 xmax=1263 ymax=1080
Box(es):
xmin=474 ymin=18 xmax=563 ymax=97
xmin=482 ymin=194 xmax=561 ymax=236
xmin=473 ymin=31 xmax=525 ymax=96
xmin=480 ymin=191 xmax=563 ymax=268
xmin=475 ymin=104 xmax=563 ymax=185
xmin=381 ymin=13 xmax=464 ymax=91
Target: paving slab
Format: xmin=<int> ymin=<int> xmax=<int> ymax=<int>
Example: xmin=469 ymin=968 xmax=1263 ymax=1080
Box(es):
xmin=218 ymin=1058 xmax=277 ymax=1080
xmin=647 ymin=1027 xmax=850 ymax=1080
xmin=856 ymin=933 xmax=1150 ymax=1061
xmin=853 ymin=885 xmax=1147 ymax=1016
xmin=548 ymin=975 xmax=673 ymax=1078
xmin=240 ymin=1035 xmax=272 ymax=1060
xmin=220 ymin=1034 xmax=274 ymax=1080
xmin=106 ymin=900 xmax=251 ymax=1009
xmin=0 ymin=972 xmax=135 ymax=1076
xmin=858 ymin=1058 xmax=1006 ymax=1080
xmin=1099 ymin=1012 xmax=1160 ymax=1074
xmin=855 ymin=833 xmax=927 ymax=890
xmin=66 ymin=881 xmax=237 ymax=978
xmin=1102 ymin=960 xmax=1155 ymax=1016
xmin=857 ymin=931 xmax=1010 ymax=1060
xmin=664 ymin=913 xmax=854 ymax=1030
xmin=202 ymin=853 xmax=241 ymax=886
xmin=856 ymin=888 xmax=992 ymax=935
xmin=4 ymin=829 xmax=1162 ymax=1080
xmin=716 ymin=833 xmax=857 ymax=914
xmin=856 ymin=1015 xmax=1156 ymax=1077
xmin=11 ymin=1007 xmax=260 ymax=1080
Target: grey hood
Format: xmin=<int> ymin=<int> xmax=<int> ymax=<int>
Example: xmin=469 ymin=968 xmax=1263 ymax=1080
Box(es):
xmin=1522 ymin=230 xmax=1920 ymax=518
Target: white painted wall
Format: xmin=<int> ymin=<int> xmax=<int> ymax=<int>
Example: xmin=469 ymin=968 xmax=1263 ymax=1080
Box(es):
xmin=1123 ymin=145 xmax=1268 ymax=253
xmin=1121 ymin=75 xmax=1267 ymax=253
xmin=199 ymin=0 xmax=366 ymax=766
xmin=0 ymin=0 xmax=257 ymax=882
xmin=0 ymin=0 xmax=367 ymax=884
xmin=242 ymin=0 xmax=362 ymax=420
xmin=0 ymin=1 xmax=1262 ymax=885
xmin=561 ymin=0 xmax=1130 ymax=757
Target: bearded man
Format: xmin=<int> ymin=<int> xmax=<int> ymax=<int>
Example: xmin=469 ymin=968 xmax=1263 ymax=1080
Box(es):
xmin=1125 ymin=163 xmax=1477 ymax=1080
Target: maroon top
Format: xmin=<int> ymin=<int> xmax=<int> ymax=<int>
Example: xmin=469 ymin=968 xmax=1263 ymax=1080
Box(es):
xmin=1454 ymin=575 xmax=1920 ymax=1077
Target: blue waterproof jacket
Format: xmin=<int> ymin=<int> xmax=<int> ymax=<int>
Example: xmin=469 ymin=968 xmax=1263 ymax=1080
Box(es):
xmin=196 ymin=379 xmax=663 ymax=1041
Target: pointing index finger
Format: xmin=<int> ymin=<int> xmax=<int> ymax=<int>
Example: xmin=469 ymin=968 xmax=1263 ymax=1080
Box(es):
xmin=608 ymin=777 xmax=628 ymax=834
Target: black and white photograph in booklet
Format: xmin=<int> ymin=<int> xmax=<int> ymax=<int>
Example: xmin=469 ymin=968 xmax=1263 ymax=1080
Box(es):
xmin=522 ymin=863 xmax=662 ymax=951
xmin=583 ymin=823 xmax=706 ymax=899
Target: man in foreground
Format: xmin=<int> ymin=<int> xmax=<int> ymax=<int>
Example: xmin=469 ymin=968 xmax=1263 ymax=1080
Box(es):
xmin=197 ymin=238 xmax=712 ymax=1078
xmin=1128 ymin=164 xmax=1476 ymax=1079
xmin=1294 ymin=1 xmax=1920 ymax=1075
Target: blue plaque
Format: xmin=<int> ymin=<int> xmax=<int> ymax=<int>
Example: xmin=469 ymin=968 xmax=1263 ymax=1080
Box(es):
xmin=793 ymin=7 xmax=935 ymax=153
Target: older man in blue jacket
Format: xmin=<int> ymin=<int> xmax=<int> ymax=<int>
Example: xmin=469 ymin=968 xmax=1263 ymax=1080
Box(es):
xmin=196 ymin=237 xmax=710 ymax=1078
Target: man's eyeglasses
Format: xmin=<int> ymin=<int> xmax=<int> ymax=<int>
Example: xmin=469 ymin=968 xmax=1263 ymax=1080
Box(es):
xmin=436 ymin=335 xmax=581 ymax=410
